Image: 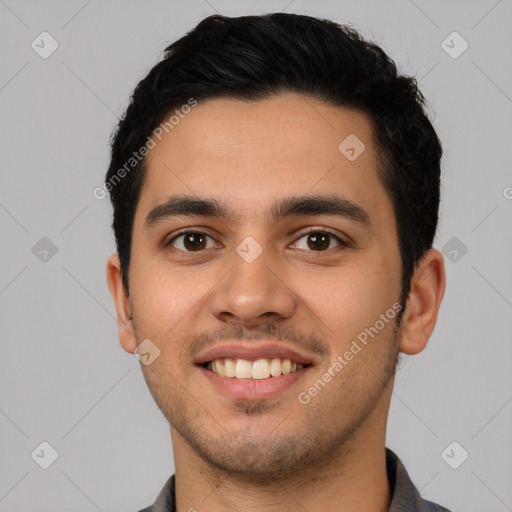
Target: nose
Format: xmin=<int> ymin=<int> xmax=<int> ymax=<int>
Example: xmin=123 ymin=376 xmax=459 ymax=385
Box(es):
xmin=209 ymin=245 xmax=296 ymax=330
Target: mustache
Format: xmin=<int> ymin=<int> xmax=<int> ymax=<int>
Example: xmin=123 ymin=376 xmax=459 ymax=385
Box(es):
xmin=185 ymin=322 xmax=329 ymax=361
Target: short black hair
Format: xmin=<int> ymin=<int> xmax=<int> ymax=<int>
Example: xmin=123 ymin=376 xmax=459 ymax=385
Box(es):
xmin=105 ymin=12 xmax=442 ymax=313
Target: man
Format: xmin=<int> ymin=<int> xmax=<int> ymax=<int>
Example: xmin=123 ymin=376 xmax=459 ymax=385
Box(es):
xmin=105 ymin=12 xmax=449 ymax=512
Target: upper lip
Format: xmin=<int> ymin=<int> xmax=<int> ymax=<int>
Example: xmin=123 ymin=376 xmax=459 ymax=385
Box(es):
xmin=194 ymin=342 xmax=318 ymax=366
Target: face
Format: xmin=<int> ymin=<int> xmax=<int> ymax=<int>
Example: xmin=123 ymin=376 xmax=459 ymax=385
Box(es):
xmin=119 ymin=93 xmax=405 ymax=480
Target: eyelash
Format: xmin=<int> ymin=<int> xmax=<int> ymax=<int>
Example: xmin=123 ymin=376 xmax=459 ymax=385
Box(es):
xmin=165 ymin=228 xmax=351 ymax=253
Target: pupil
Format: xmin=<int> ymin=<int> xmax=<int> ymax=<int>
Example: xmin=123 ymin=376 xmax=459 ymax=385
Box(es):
xmin=308 ymin=233 xmax=329 ymax=250
xmin=185 ymin=233 xmax=206 ymax=250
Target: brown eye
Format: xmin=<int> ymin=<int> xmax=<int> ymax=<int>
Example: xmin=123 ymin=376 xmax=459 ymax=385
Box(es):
xmin=292 ymin=230 xmax=348 ymax=251
xmin=306 ymin=232 xmax=330 ymax=250
xmin=168 ymin=231 xmax=216 ymax=252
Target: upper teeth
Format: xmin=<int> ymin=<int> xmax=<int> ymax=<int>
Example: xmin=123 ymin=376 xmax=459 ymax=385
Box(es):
xmin=206 ymin=358 xmax=305 ymax=379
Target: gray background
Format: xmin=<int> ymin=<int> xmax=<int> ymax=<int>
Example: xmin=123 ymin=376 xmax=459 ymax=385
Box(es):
xmin=1 ymin=0 xmax=511 ymax=510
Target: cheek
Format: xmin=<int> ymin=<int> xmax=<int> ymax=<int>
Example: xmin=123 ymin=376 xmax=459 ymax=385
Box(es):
xmin=292 ymin=252 xmax=401 ymax=353
xmin=309 ymin=257 xmax=399 ymax=313
xmin=129 ymin=250 xmax=223 ymax=347
xmin=128 ymin=253 xmax=190 ymax=338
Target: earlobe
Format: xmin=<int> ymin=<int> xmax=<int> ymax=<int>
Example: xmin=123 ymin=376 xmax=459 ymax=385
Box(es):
xmin=399 ymin=249 xmax=446 ymax=356
xmin=106 ymin=254 xmax=137 ymax=354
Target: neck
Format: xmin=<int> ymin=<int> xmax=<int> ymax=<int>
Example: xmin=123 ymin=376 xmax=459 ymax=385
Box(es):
xmin=171 ymin=402 xmax=391 ymax=512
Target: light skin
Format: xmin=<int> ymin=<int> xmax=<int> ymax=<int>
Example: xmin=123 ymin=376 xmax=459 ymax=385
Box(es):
xmin=107 ymin=93 xmax=445 ymax=512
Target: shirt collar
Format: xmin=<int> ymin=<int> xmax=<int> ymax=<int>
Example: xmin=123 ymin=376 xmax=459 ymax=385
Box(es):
xmin=147 ymin=448 xmax=442 ymax=512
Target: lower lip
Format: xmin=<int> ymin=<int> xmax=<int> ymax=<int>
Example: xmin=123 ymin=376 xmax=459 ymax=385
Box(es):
xmin=198 ymin=365 xmax=310 ymax=400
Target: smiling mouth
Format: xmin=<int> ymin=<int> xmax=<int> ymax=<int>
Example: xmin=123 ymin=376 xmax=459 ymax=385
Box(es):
xmin=202 ymin=357 xmax=310 ymax=380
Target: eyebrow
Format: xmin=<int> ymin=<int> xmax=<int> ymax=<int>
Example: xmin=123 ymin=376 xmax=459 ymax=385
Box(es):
xmin=144 ymin=194 xmax=372 ymax=230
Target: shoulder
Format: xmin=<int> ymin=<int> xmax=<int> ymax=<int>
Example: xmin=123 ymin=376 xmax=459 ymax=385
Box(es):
xmin=422 ymin=498 xmax=453 ymax=512
xmin=386 ymin=448 xmax=453 ymax=512
xmin=134 ymin=475 xmax=175 ymax=512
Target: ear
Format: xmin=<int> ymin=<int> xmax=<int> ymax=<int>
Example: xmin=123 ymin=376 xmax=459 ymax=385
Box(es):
xmin=399 ymin=249 xmax=446 ymax=355
xmin=106 ymin=254 xmax=137 ymax=354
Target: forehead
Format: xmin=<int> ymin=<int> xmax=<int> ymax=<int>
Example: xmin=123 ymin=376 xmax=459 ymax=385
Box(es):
xmin=136 ymin=93 xmax=391 ymax=227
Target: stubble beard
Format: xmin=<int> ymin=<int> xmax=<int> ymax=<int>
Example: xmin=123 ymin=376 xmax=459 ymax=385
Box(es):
xmin=138 ymin=320 xmax=401 ymax=486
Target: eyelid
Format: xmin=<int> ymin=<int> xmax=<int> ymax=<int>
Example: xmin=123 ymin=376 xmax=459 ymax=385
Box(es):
xmin=291 ymin=227 xmax=352 ymax=249
xmin=165 ymin=227 xmax=219 ymax=249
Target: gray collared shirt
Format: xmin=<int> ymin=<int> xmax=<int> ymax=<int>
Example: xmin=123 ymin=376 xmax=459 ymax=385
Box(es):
xmin=138 ymin=448 xmax=452 ymax=512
